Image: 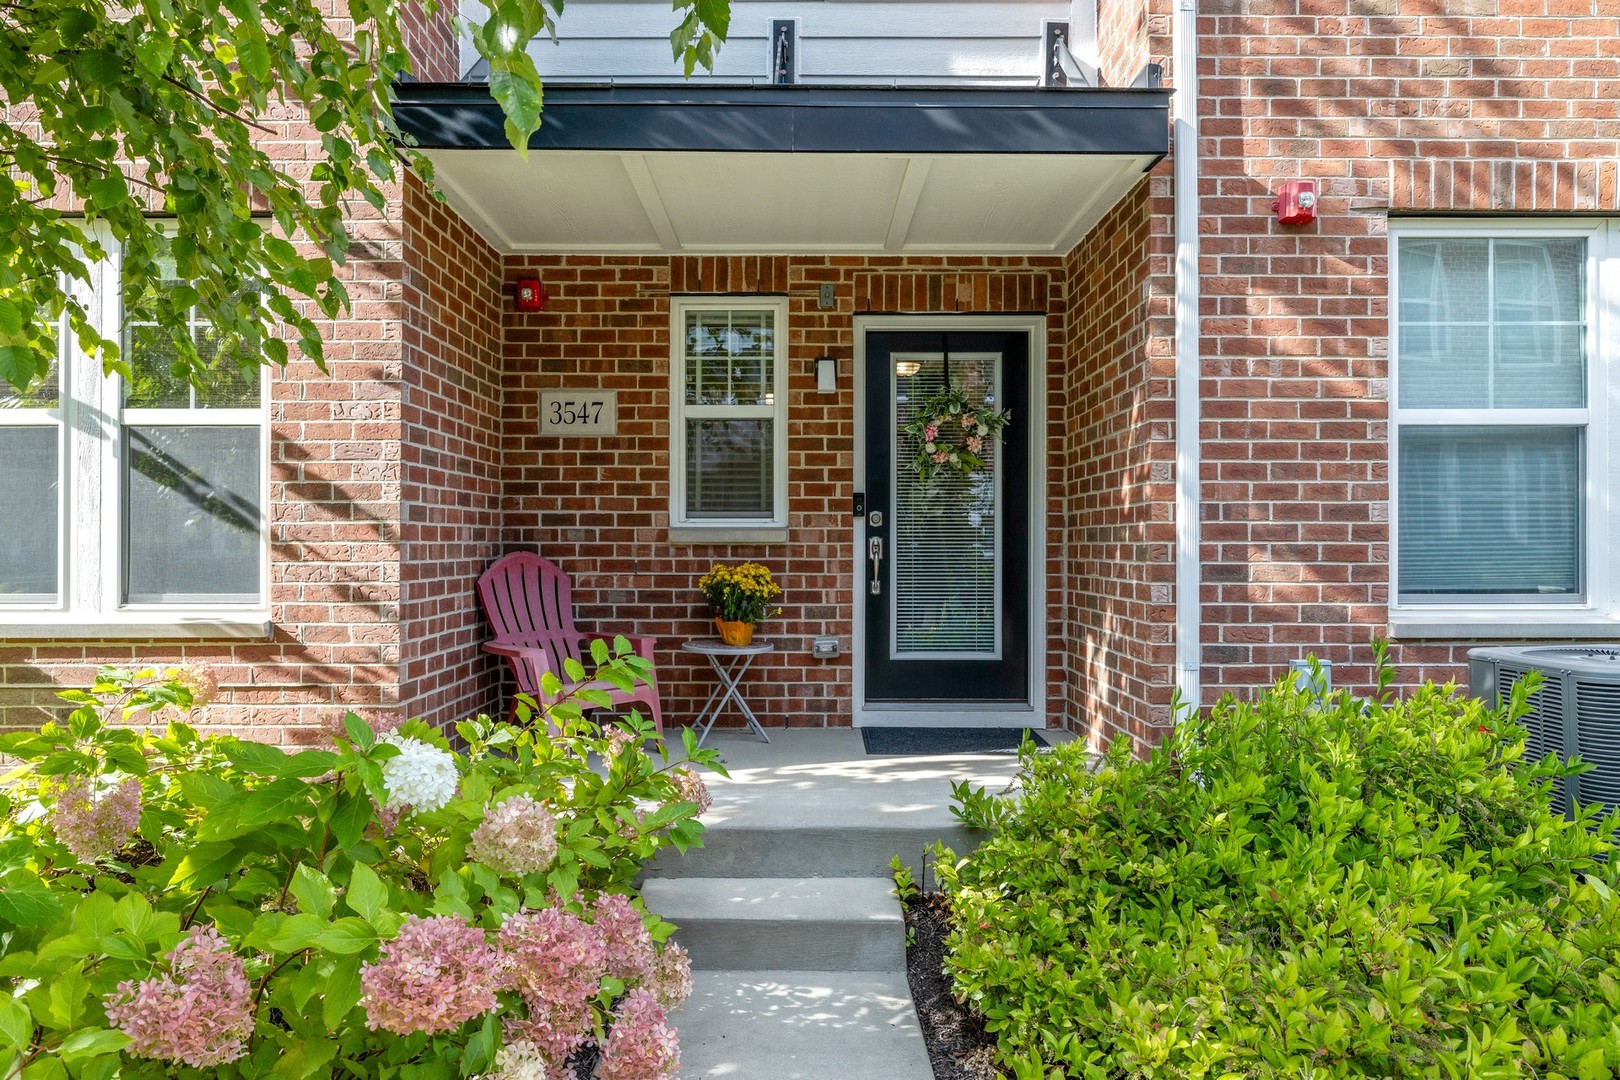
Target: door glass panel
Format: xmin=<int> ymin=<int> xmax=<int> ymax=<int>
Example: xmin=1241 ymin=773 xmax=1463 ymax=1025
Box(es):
xmin=891 ymin=352 xmax=1000 ymax=657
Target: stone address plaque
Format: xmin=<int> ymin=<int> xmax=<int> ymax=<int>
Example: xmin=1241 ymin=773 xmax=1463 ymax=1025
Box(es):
xmin=539 ymin=390 xmax=617 ymax=436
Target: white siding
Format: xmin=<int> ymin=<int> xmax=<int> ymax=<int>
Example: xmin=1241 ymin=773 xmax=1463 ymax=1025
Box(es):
xmin=459 ymin=1 xmax=1074 ymax=86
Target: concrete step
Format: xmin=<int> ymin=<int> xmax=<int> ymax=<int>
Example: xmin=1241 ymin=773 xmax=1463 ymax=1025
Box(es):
xmin=651 ymin=821 xmax=986 ymax=880
xmin=673 ymin=969 xmax=933 ymax=1080
xmin=643 ymin=876 xmax=906 ymax=971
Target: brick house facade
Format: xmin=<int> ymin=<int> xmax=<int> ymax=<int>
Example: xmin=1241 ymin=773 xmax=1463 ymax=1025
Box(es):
xmin=3 ymin=0 xmax=1617 ymax=751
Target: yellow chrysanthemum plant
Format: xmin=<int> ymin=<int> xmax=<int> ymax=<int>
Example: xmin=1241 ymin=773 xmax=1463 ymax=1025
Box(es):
xmin=698 ymin=562 xmax=783 ymax=625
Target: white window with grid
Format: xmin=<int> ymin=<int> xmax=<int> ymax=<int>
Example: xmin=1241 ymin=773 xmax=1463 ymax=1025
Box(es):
xmin=1390 ymin=219 xmax=1620 ymax=633
xmin=0 ymin=243 xmax=269 ymax=637
xmin=670 ymin=297 xmax=788 ymax=530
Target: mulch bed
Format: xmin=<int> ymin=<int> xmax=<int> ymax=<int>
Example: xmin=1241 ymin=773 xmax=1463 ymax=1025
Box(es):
xmin=902 ymin=892 xmax=1000 ymax=1080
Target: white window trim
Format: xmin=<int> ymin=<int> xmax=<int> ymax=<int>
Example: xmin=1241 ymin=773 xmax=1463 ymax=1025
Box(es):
xmin=0 ymin=230 xmax=272 ymax=638
xmin=1388 ymin=217 xmax=1620 ymax=638
xmin=669 ymin=295 xmax=790 ymax=532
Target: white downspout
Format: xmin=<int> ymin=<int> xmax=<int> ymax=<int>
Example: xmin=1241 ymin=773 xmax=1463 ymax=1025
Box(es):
xmin=1172 ymin=0 xmax=1201 ymax=720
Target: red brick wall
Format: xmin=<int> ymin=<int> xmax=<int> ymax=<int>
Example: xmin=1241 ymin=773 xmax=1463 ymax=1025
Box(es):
xmin=0 ymin=240 xmax=406 ymax=745
xmin=400 ymin=0 xmax=462 ymax=83
xmin=1190 ymin=0 xmax=1620 ymax=703
xmin=500 ymin=254 xmax=1075 ymax=730
xmin=1062 ymin=180 xmax=1179 ymax=750
xmin=399 ymin=176 xmax=507 ymax=727
xmin=0 ymin=58 xmax=410 ymax=744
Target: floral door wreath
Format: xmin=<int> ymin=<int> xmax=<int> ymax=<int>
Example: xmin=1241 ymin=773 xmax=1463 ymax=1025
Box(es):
xmin=901 ymin=385 xmax=1012 ymax=486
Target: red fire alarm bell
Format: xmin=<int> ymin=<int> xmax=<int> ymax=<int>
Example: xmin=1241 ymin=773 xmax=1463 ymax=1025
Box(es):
xmin=514 ymin=278 xmax=550 ymax=312
xmin=1272 ymin=179 xmax=1318 ymax=226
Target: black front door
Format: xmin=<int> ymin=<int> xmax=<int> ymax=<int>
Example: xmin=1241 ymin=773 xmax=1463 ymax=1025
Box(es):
xmin=862 ymin=330 xmax=1030 ymax=703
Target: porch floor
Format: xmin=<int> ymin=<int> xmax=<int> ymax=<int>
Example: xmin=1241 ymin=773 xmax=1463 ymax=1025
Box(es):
xmin=659 ymin=726 xmax=1074 ymax=1079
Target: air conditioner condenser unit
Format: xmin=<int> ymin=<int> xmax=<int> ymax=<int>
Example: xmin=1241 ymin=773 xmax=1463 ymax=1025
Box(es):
xmin=1468 ymin=644 xmax=1620 ymax=818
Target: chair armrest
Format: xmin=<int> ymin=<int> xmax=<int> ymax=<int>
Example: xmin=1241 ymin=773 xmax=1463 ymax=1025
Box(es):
xmin=484 ymin=641 xmax=558 ymax=679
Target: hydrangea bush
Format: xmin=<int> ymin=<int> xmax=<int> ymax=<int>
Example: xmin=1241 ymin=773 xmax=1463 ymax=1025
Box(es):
xmin=0 ymin=638 xmax=718 ymax=1080
xmin=936 ymin=648 xmax=1620 ymax=1079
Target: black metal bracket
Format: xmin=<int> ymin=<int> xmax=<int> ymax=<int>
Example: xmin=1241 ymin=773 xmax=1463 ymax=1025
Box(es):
xmin=1131 ymin=62 xmax=1164 ymax=89
xmin=1042 ymin=22 xmax=1071 ymax=88
xmin=772 ymin=20 xmax=797 ymax=85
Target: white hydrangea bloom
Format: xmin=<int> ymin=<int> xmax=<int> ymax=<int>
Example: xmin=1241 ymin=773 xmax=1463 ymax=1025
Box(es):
xmin=493 ymin=1039 xmax=548 ymax=1080
xmin=469 ymin=794 xmax=558 ymax=875
xmin=379 ymin=736 xmax=458 ymax=811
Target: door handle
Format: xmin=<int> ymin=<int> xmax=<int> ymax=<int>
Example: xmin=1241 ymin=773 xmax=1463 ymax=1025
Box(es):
xmin=868 ymin=536 xmax=883 ymax=595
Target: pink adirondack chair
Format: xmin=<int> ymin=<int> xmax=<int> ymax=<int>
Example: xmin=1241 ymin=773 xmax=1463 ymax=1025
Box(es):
xmin=477 ymin=552 xmax=663 ymax=733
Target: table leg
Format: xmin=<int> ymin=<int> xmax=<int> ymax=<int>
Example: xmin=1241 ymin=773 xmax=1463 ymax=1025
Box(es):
xmin=689 ymin=678 xmax=727 ymax=746
xmin=693 ymin=654 xmax=771 ymax=746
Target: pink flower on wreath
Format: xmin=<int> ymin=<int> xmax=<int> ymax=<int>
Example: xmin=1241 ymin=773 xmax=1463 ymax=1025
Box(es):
xmin=595 ymin=989 xmax=681 ymax=1080
xmin=966 ymin=436 xmax=983 ymax=454
xmin=594 ymin=893 xmax=655 ymax=983
xmin=360 ymin=915 xmax=502 ymax=1035
xmin=931 ymin=450 xmax=949 ymax=465
xmin=104 ymin=926 xmax=253 ymax=1067
xmin=923 ymin=423 xmax=939 ymax=441
xmin=498 ymin=907 xmax=608 ymax=1011
xmin=49 ymin=775 xmax=141 ymax=861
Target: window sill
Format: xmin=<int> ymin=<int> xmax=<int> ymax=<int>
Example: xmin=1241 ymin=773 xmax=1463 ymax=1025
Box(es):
xmin=0 ymin=613 xmax=274 ymax=641
xmin=667 ymin=527 xmax=789 ymax=545
xmin=1388 ymin=611 xmax=1620 ymax=642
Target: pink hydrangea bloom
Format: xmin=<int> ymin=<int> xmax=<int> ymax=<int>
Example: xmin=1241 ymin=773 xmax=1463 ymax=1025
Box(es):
xmin=966 ymin=436 xmax=983 ymax=454
xmin=498 ymin=907 xmax=607 ymax=1011
xmin=326 ymin=710 xmax=404 ymax=739
xmin=923 ymin=423 xmax=939 ymax=441
xmin=595 ymin=989 xmax=680 ymax=1080
xmin=617 ymin=809 xmax=649 ymax=841
xmin=931 ymin=450 xmax=949 ymax=465
xmin=504 ymin=997 xmax=595 ymax=1066
xmin=104 ymin=926 xmax=253 ymax=1067
xmin=648 ymin=942 xmax=694 ymax=1009
xmin=603 ymin=724 xmax=638 ymax=758
xmin=491 ymin=1038 xmax=550 ymax=1080
xmin=593 ymin=893 xmax=654 ymax=983
xmin=360 ymin=915 xmax=501 ymax=1035
xmin=171 ymin=662 xmax=220 ymax=708
xmin=50 ymin=776 xmax=141 ymax=861
xmin=670 ymin=767 xmax=712 ymax=816
xmin=471 ymin=794 xmax=559 ymax=876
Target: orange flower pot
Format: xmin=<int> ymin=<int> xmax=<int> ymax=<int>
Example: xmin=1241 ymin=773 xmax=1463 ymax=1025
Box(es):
xmin=715 ymin=619 xmax=755 ymax=646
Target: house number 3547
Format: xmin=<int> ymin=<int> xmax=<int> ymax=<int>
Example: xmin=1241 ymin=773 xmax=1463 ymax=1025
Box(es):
xmin=539 ymin=390 xmax=617 ymax=436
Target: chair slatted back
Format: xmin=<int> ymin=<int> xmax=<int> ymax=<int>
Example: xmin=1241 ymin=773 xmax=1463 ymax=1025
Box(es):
xmin=477 ymin=553 xmax=589 ymax=685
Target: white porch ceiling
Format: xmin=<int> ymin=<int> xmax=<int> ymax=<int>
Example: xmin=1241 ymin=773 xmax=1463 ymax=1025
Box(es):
xmin=422 ymin=148 xmax=1157 ymax=255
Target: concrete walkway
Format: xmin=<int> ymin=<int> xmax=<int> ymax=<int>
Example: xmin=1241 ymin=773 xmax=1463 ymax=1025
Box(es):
xmin=653 ymin=728 xmax=1066 ymax=1080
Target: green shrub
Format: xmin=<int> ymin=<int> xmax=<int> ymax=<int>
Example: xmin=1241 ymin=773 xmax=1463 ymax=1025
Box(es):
xmin=0 ymin=640 xmax=720 ymax=1080
xmin=936 ymin=650 xmax=1620 ymax=1079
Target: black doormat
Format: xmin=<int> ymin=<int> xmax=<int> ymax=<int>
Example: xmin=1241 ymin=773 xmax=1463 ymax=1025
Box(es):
xmin=860 ymin=726 xmax=1050 ymax=756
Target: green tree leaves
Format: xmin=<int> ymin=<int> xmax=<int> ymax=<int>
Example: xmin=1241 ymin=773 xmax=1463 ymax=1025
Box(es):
xmin=0 ymin=0 xmax=728 ymax=397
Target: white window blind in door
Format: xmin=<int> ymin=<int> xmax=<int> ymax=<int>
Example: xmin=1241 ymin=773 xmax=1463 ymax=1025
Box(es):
xmin=891 ymin=352 xmax=1000 ymax=656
